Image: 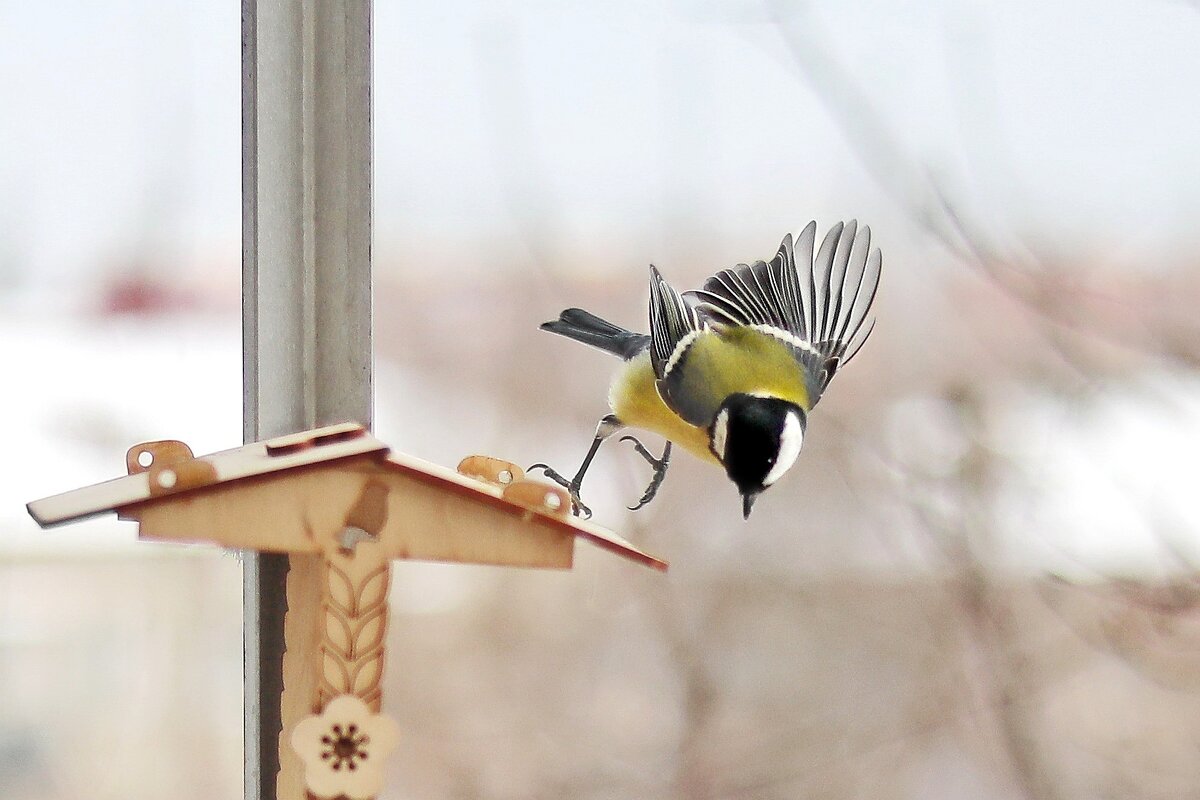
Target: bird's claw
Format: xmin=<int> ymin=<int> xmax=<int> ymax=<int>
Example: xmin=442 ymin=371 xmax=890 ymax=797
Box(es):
xmin=526 ymin=463 xmax=593 ymax=519
xmin=619 ymin=437 xmax=672 ymax=511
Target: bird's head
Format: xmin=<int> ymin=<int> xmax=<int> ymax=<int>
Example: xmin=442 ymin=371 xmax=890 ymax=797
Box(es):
xmin=708 ymin=393 xmax=806 ymax=518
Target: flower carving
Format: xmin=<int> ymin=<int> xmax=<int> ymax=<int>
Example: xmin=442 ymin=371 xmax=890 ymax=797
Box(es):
xmin=292 ymin=694 xmax=399 ymax=800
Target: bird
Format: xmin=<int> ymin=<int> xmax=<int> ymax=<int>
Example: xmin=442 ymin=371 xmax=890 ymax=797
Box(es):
xmin=529 ymin=220 xmax=882 ymax=520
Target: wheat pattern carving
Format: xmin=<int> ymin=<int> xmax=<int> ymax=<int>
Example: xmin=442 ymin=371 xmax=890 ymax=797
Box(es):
xmin=320 ymin=546 xmax=390 ymax=712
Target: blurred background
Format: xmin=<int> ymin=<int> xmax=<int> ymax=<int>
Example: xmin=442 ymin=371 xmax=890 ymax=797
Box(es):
xmin=4 ymin=1 xmax=1200 ymax=798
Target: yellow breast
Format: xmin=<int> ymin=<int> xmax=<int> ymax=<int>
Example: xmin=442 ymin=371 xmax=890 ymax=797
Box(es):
xmin=608 ymin=352 xmax=718 ymax=463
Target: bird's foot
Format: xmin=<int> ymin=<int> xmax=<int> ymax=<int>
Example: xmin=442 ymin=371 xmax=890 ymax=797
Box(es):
xmin=526 ymin=463 xmax=592 ymax=519
xmin=619 ymin=437 xmax=672 ymax=511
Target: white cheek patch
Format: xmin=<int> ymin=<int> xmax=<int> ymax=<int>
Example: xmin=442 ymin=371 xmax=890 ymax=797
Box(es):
xmin=711 ymin=408 xmax=730 ymax=461
xmin=763 ymin=412 xmax=803 ymax=486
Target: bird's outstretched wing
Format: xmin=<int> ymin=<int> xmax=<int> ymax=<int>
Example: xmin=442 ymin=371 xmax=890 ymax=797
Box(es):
xmin=648 ymin=265 xmax=725 ymax=426
xmin=648 ymin=264 xmax=703 ymax=380
xmin=684 ymin=220 xmax=882 ymax=400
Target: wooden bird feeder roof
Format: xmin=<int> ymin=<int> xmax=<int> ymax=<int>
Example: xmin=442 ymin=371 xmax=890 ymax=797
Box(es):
xmin=27 ymin=422 xmax=667 ymax=572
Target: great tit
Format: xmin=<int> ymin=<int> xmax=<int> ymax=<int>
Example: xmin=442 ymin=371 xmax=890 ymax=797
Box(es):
xmin=530 ymin=220 xmax=881 ymax=519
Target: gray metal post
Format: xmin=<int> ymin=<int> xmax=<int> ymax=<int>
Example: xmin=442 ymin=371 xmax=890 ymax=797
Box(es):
xmin=241 ymin=2 xmax=372 ymax=799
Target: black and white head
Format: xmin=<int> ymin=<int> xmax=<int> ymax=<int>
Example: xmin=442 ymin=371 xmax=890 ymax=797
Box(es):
xmin=708 ymin=393 xmax=807 ymax=518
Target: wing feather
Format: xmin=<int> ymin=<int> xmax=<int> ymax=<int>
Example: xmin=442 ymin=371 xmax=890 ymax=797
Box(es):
xmin=793 ymin=222 xmax=816 ymax=340
xmin=812 ymin=221 xmax=842 ymax=347
xmin=828 ymin=244 xmax=882 ymax=363
xmin=824 ymin=220 xmax=857 ymax=344
xmin=648 ymin=265 xmax=701 ymax=379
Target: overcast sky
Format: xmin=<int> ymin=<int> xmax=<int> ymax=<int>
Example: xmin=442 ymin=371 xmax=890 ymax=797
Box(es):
xmin=2 ymin=0 xmax=1198 ymax=285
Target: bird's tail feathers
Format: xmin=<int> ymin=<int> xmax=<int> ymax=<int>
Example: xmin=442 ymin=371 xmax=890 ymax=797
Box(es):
xmin=540 ymin=308 xmax=650 ymax=360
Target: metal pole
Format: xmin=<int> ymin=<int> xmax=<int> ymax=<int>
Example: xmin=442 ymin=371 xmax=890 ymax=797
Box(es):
xmin=242 ymin=2 xmax=372 ymax=799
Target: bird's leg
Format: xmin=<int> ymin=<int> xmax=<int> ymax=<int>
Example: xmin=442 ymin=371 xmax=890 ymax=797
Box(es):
xmin=619 ymin=436 xmax=672 ymax=511
xmin=528 ymin=415 xmax=623 ymax=519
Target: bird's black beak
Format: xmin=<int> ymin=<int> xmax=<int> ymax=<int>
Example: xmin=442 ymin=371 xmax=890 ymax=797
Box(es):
xmin=742 ymin=492 xmax=757 ymax=519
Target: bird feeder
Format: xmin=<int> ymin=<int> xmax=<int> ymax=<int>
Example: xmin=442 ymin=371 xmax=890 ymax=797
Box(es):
xmin=27 ymin=422 xmax=666 ymax=800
